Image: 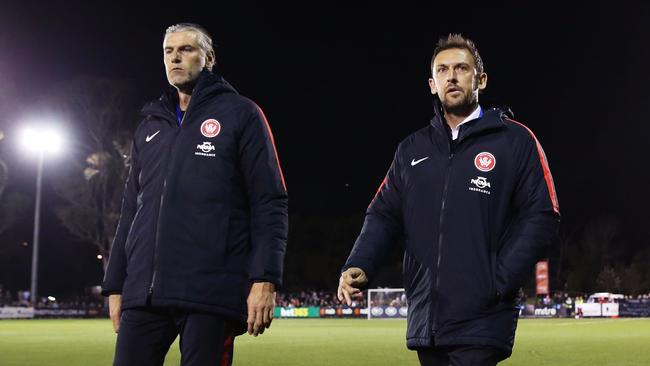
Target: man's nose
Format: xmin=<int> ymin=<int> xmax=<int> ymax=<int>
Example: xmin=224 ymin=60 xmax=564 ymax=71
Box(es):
xmin=446 ymin=68 xmax=457 ymax=83
xmin=171 ymin=50 xmax=181 ymax=63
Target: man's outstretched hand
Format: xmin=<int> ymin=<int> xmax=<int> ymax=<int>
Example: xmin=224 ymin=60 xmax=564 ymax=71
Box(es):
xmin=337 ymin=267 xmax=368 ymax=306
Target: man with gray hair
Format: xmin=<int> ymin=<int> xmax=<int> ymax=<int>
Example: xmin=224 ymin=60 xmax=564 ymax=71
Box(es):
xmin=102 ymin=23 xmax=288 ymax=366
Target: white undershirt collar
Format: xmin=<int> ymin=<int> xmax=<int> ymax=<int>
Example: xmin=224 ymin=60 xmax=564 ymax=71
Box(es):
xmin=451 ymin=105 xmax=482 ymax=140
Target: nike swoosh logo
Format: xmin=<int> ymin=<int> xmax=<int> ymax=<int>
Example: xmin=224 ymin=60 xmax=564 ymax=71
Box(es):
xmin=411 ymin=157 xmax=429 ymax=166
xmin=145 ymin=130 xmax=160 ymax=142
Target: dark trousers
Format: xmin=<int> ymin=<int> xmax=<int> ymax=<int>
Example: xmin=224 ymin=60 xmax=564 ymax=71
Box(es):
xmin=417 ymin=345 xmax=508 ymax=366
xmin=113 ymin=307 xmax=234 ymax=366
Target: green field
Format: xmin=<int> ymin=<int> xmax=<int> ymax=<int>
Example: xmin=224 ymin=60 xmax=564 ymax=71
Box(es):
xmin=0 ymin=318 xmax=648 ymax=365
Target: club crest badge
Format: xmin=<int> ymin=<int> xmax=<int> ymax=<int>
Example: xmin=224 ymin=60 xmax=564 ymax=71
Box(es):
xmin=474 ymin=152 xmax=496 ymax=172
xmin=200 ymin=119 xmax=221 ymax=138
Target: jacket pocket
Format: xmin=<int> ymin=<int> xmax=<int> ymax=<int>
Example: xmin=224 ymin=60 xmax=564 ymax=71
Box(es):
xmin=124 ymin=209 xmax=143 ymax=262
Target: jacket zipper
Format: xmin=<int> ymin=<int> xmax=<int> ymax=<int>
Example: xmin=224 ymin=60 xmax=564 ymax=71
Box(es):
xmin=432 ymin=142 xmax=455 ymax=335
xmin=148 ymin=111 xmax=187 ymax=299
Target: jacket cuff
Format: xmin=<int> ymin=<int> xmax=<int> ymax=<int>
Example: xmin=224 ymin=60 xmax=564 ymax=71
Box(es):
xmin=100 ymin=289 xmax=122 ymax=297
xmin=249 ymin=276 xmax=282 ymax=290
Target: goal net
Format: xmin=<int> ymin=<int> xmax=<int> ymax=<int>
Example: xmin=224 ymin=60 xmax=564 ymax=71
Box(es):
xmin=367 ymin=288 xmax=407 ymax=319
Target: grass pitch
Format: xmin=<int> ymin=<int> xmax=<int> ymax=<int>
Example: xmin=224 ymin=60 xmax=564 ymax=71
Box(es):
xmin=0 ymin=318 xmax=648 ymax=365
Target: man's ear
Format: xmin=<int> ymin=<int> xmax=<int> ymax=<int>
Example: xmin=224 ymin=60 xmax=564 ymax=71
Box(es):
xmin=477 ymin=72 xmax=487 ymax=91
xmin=428 ymin=78 xmax=437 ymax=95
xmin=205 ymin=50 xmax=216 ymax=71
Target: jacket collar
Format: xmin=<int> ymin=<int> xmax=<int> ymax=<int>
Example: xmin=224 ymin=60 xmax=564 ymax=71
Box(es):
xmin=430 ymin=97 xmax=507 ymax=142
xmin=141 ymin=68 xmax=238 ymax=123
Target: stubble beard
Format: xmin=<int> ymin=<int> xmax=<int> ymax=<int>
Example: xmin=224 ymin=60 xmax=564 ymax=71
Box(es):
xmin=441 ymin=92 xmax=478 ymax=116
xmin=171 ymin=74 xmax=198 ymax=95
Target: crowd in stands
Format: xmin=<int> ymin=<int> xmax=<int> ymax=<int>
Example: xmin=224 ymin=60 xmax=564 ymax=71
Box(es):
xmin=264 ymin=290 xmax=644 ymax=310
xmin=532 ymin=291 xmax=650 ymax=309
xmin=275 ymin=290 xmax=367 ymax=308
xmin=0 ymin=287 xmax=104 ymax=309
xmin=1 ymin=287 xmax=367 ymax=310
xmin=3 ymin=283 xmax=650 ymax=311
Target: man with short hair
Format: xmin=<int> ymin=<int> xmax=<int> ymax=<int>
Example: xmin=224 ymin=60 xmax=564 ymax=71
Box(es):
xmin=338 ymin=34 xmax=559 ymax=365
xmin=102 ymin=23 xmax=288 ymax=366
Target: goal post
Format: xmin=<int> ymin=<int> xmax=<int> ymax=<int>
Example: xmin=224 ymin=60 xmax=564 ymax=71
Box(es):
xmin=367 ymin=288 xmax=408 ymax=319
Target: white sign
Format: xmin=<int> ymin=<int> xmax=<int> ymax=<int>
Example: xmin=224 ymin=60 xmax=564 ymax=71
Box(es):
xmin=0 ymin=306 xmax=35 ymax=319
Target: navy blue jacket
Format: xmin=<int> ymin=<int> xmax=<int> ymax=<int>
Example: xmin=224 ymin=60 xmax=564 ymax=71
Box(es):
xmin=344 ymin=102 xmax=559 ymax=354
xmin=102 ymin=70 xmax=288 ymax=327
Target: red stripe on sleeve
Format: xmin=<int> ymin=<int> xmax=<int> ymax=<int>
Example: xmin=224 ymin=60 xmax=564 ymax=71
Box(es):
xmin=507 ymin=119 xmax=560 ymax=214
xmin=256 ymin=106 xmax=287 ymax=192
xmin=366 ymin=175 xmax=388 ymax=210
xmin=375 ymin=176 xmax=388 ymax=198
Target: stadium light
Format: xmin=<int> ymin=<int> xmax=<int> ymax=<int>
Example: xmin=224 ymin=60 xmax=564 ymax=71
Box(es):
xmin=21 ymin=127 xmax=63 ymax=153
xmin=96 ymin=254 xmax=103 ymax=260
xmin=19 ymin=123 xmax=66 ymax=306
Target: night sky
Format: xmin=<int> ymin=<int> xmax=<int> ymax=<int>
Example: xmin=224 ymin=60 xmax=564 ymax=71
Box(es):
xmin=1 ymin=2 xmax=649 ymax=296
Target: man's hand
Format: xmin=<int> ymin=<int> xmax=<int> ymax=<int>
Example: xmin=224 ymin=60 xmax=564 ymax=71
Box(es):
xmin=246 ymin=282 xmax=275 ymax=336
xmin=337 ymin=267 xmax=368 ymax=306
xmin=108 ymin=294 xmax=122 ymax=333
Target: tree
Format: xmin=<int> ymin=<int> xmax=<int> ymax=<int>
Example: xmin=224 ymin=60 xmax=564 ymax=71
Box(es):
xmin=565 ymin=217 xmax=621 ymax=293
xmin=0 ymin=191 xmax=30 ymax=236
xmin=0 ymin=109 xmax=29 ymax=237
xmin=619 ymin=263 xmax=643 ymax=295
xmin=623 ymin=245 xmax=650 ymax=295
xmin=0 ymin=153 xmax=30 ymax=240
xmin=0 ymin=78 xmax=14 ymax=199
xmin=48 ymin=77 xmax=136 ymax=272
xmin=0 ymin=158 xmax=6 ymax=199
xmin=595 ymin=265 xmax=621 ymax=292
